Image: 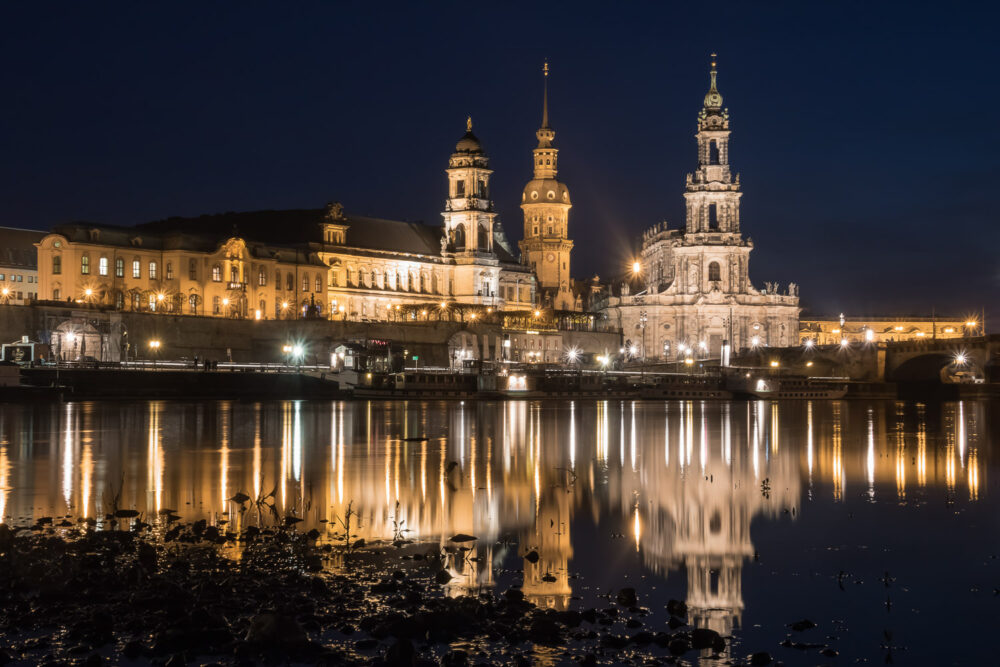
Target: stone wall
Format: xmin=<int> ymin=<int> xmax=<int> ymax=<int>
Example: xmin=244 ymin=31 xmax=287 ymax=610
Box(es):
xmin=0 ymin=304 xmax=619 ymax=367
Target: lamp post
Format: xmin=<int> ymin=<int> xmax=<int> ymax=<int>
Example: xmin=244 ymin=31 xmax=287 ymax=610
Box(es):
xmin=638 ymin=310 xmax=648 ymax=379
xmin=148 ymin=339 xmax=161 ymax=369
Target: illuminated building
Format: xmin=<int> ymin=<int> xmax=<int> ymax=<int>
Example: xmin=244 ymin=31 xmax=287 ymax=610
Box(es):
xmin=598 ymin=56 xmax=800 ymax=358
xmin=34 ymin=127 xmax=536 ymax=321
xmin=0 ymin=227 xmax=45 ymax=304
xmin=800 ymin=315 xmax=973 ymax=345
xmin=519 ymin=62 xmax=578 ymax=311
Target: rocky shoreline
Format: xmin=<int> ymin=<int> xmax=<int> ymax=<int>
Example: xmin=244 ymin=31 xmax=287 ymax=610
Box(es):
xmin=0 ymin=519 xmax=781 ymax=666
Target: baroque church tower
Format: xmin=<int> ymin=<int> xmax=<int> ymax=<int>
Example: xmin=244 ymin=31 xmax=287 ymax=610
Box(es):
xmin=441 ymin=118 xmax=501 ymax=303
xmin=519 ymin=62 xmax=576 ymax=311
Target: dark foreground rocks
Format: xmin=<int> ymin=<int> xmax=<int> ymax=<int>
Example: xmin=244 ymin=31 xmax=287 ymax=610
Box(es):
xmin=0 ymin=521 xmax=765 ymax=665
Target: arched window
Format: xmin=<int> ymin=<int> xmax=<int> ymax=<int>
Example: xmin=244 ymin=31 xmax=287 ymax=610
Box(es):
xmin=230 ymin=266 xmax=238 ymax=284
xmin=212 ymin=264 xmax=221 ymax=282
xmin=286 ymin=272 xmax=293 ymax=291
xmin=52 ymin=255 xmax=62 ymax=275
xmin=708 ymin=204 xmax=718 ymax=230
xmin=453 ymin=224 xmax=466 ymax=250
xmin=149 ymin=261 xmax=157 ymax=280
xmin=478 ymin=224 xmax=489 ymax=250
xmin=258 ymin=269 xmax=267 ymax=286
xmin=709 ymin=140 xmax=720 ymax=165
xmin=708 ymin=262 xmax=721 ymax=282
xmin=370 ymin=270 xmax=376 ymax=289
xmin=315 ymin=276 xmax=322 ymax=292
xmin=301 ymin=274 xmax=309 ymax=292
xmin=116 ymin=258 xmax=125 ymax=278
xmin=98 ymin=257 xmax=108 ymax=276
xmin=188 ymin=294 xmax=198 ymax=314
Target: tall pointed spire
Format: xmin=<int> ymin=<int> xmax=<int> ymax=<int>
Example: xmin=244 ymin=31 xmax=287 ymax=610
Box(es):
xmin=541 ymin=60 xmax=550 ymax=129
xmin=704 ymin=52 xmax=723 ymax=109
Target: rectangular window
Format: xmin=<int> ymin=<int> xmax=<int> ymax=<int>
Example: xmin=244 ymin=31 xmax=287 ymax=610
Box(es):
xmin=212 ymin=265 xmax=221 ymax=282
xmin=99 ymin=257 xmax=108 ymax=276
xmin=115 ymin=258 xmax=124 ymax=278
xmin=148 ymin=293 xmax=156 ymax=311
xmin=132 ymin=260 xmax=141 ymax=278
xmin=315 ymin=276 xmax=321 ymax=292
xmin=149 ymin=262 xmax=157 ymax=280
xmin=53 ymin=288 xmax=60 ymax=300
xmin=189 ymin=259 xmax=197 ymax=280
xmin=165 ymin=262 xmax=174 ymax=280
xmin=275 ymin=270 xmax=281 ymax=288
xmin=188 ymin=295 xmax=198 ymax=314
xmin=16 ymin=275 xmax=22 ymax=282
xmin=0 ymin=273 xmax=4 ymax=280
xmin=52 ymin=256 xmax=62 ymax=275
xmin=258 ymin=269 xmax=266 ymax=286
xmin=80 ymin=256 xmax=90 ymax=275
xmin=212 ymin=296 xmax=220 ymax=314
xmin=302 ymin=276 xmax=308 ymax=292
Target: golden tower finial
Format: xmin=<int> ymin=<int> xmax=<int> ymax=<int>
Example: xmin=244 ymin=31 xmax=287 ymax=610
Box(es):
xmin=466 ymin=115 xmax=472 ymax=132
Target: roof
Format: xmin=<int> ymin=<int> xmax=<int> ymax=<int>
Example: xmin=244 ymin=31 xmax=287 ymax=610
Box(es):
xmin=0 ymin=227 xmax=46 ymax=269
xmin=47 ymin=208 xmax=524 ymax=264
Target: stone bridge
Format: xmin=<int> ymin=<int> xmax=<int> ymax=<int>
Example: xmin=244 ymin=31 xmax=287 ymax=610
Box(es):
xmin=732 ymin=335 xmax=999 ymax=383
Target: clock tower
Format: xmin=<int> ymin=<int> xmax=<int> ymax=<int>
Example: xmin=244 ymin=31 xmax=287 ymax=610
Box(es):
xmin=519 ymin=62 xmax=576 ymax=311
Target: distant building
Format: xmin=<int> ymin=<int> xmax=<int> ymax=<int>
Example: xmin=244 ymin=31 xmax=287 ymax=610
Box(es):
xmin=0 ymin=226 xmax=45 ymax=304
xmin=598 ymin=57 xmax=800 ymax=358
xmin=34 ymin=123 xmax=536 ymax=320
xmin=800 ymin=315 xmax=975 ymax=345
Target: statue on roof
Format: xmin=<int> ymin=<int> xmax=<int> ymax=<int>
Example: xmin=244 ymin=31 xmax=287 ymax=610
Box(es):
xmin=325 ymin=201 xmax=346 ymax=222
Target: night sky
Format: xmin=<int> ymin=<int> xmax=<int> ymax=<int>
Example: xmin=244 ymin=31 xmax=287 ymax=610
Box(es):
xmin=2 ymin=2 xmax=997 ymax=323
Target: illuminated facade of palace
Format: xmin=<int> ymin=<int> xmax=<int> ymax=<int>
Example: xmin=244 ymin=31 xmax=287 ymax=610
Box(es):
xmin=598 ymin=57 xmax=800 ymax=359
xmin=34 ymin=124 xmax=537 ymax=321
xmin=800 ymin=315 xmax=976 ymax=345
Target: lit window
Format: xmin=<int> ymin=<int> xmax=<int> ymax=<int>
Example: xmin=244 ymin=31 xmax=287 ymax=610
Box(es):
xmin=315 ymin=276 xmax=322 ymax=292
xmin=52 ymin=256 xmax=61 ymax=275
xmin=188 ymin=259 xmax=197 ymax=280
xmin=149 ymin=262 xmax=157 ymax=280
xmin=115 ymin=258 xmax=124 ymax=278
xmin=98 ymin=257 xmax=108 ymax=276
xmin=132 ymin=260 xmax=141 ymax=278
xmin=80 ymin=255 xmax=90 ymax=275
xmin=212 ymin=265 xmax=221 ymax=282
xmin=302 ymin=275 xmax=309 ymax=292
xmin=165 ymin=262 xmax=174 ymax=280
xmin=258 ymin=269 xmax=267 ymax=286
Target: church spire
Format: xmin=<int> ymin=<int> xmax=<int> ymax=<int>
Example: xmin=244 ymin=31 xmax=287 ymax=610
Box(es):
xmin=541 ymin=60 xmax=550 ymax=129
xmin=704 ymin=52 xmax=723 ymax=109
xmin=536 ymin=61 xmax=555 ymax=149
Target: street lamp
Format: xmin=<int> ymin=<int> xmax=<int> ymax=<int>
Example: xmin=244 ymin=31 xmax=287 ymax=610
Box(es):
xmin=148 ymin=339 xmax=161 ymax=369
xmin=632 ymin=261 xmax=641 ymax=275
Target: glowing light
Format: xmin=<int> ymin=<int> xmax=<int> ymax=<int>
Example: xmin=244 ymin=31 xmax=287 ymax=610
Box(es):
xmin=0 ymin=287 xmax=8 ymax=296
xmin=840 ymin=338 xmax=849 ymax=347
xmin=698 ymin=341 xmax=707 ymax=350
xmin=804 ymin=338 xmax=814 ymax=348
xmin=156 ymin=292 xmax=164 ymax=302
xmin=254 ymin=309 xmax=262 ymax=320
xmin=292 ymin=345 xmax=304 ymax=358
xmin=915 ymin=331 xmax=925 ymax=337
xmin=769 ymin=360 xmax=779 ymax=367
xmin=84 ymin=288 xmax=93 ymax=297
xmin=894 ymin=326 xmax=904 ymax=331
xmin=281 ymin=301 xmax=289 ymax=309
xmin=865 ymin=328 xmax=874 ymax=342
xmin=440 ymin=301 xmax=447 ymax=309
xmin=954 ymin=352 xmax=968 ymax=365
xmin=534 ymin=310 xmax=541 ymax=317
xmin=751 ymin=336 xmax=760 ymax=347
xmin=806 ymin=361 xmax=814 ymax=367
xmin=469 ymin=313 xmax=477 ymax=320
xmin=147 ymin=339 xmax=161 ymax=349
xmin=421 ymin=310 xmax=427 ymax=316
xmin=222 ymin=298 xmax=230 ymax=306
xmin=684 ymin=358 xmax=694 ymax=365
xmin=632 ymin=261 xmax=641 ymax=274
xmin=282 ymin=344 xmax=292 ymax=353
xmin=566 ymin=348 xmax=580 ymax=362
xmin=629 ymin=345 xmax=638 ymax=356
xmin=966 ymin=320 xmax=977 ymax=328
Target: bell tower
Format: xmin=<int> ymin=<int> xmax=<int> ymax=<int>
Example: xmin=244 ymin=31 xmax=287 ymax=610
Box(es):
xmin=684 ymin=54 xmax=743 ymax=235
xmin=519 ymin=62 xmax=576 ymax=311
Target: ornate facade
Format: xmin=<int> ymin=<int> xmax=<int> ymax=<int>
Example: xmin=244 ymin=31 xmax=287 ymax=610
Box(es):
xmin=599 ymin=57 xmax=800 ymax=358
xmin=519 ymin=63 xmax=577 ymax=311
xmin=34 ymin=124 xmax=537 ymax=320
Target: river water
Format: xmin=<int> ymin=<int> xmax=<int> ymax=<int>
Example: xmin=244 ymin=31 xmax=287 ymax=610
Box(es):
xmin=0 ymin=399 xmax=996 ymax=664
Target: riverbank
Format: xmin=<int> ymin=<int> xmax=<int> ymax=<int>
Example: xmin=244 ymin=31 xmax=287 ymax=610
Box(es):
xmin=0 ymin=519 xmax=781 ymax=666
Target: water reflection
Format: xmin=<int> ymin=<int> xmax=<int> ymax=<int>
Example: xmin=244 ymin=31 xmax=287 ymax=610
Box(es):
xmin=0 ymin=399 xmax=991 ymax=644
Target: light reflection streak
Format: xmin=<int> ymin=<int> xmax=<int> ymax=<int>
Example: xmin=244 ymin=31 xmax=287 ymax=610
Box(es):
xmin=0 ymin=444 xmax=9 ymax=522
xmin=62 ymin=403 xmax=74 ymax=509
xmin=147 ymin=402 xmax=163 ymax=514
xmin=866 ymin=408 xmax=875 ymax=500
xmin=630 ymin=402 xmax=637 ymax=471
xmin=806 ymin=401 xmax=814 ymax=482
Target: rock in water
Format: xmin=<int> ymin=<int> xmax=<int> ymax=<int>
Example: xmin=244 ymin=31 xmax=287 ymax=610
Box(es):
xmin=615 ymin=588 xmax=638 ymax=607
xmin=788 ymin=619 xmax=816 ymax=632
xmin=435 ymin=569 xmax=453 ymax=584
xmin=449 ymin=533 xmax=477 ymax=543
xmin=245 ymin=613 xmax=308 ymax=646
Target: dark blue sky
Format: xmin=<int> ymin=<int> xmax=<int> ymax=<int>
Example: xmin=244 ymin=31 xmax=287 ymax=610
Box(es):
xmin=1 ymin=1 xmax=997 ymax=322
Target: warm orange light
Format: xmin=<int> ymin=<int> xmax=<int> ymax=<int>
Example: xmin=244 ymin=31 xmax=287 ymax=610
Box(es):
xmin=222 ymin=298 xmax=230 ymax=306
xmin=632 ymin=261 xmax=641 ymax=274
